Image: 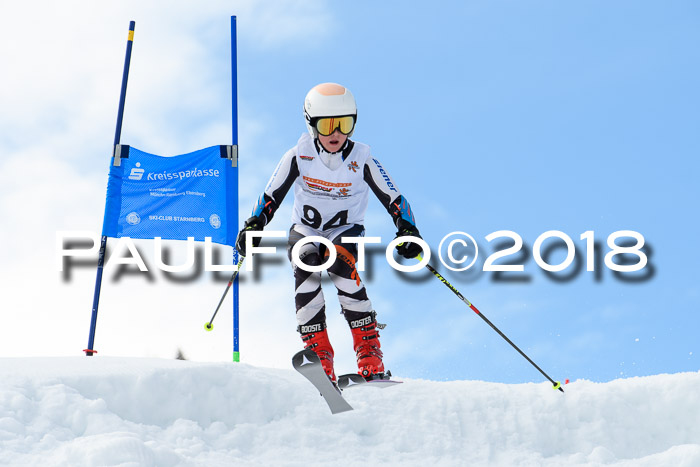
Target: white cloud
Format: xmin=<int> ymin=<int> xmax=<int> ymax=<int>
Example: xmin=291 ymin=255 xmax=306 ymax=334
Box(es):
xmin=0 ymin=1 xmax=335 ymax=362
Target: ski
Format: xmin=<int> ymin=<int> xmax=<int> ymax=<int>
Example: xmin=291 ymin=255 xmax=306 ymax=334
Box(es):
xmin=292 ymin=349 xmax=353 ymax=414
xmin=337 ymin=372 xmax=403 ymax=390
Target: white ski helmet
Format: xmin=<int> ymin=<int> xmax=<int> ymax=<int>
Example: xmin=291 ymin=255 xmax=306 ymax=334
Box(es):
xmin=303 ymin=83 xmax=357 ymax=139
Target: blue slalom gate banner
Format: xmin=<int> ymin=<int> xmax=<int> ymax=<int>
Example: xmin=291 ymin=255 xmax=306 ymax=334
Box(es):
xmin=102 ymin=145 xmax=238 ymax=246
xmin=87 ymin=17 xmax=241 ymax=362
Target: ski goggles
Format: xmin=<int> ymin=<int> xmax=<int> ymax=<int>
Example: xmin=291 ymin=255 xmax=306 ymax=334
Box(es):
xmin=314 ymin=115 xmax=355 ymax=136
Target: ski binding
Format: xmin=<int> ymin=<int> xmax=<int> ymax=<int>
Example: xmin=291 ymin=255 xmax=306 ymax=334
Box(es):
xmin=337 ymin=371 xmax=403 ymax=390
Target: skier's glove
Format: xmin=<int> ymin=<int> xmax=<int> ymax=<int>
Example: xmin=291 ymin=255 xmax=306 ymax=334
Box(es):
xmin=235 ymin=216 xmax=264 ymax=257
xmin=395 ymin=226 xmax=424 ymax=259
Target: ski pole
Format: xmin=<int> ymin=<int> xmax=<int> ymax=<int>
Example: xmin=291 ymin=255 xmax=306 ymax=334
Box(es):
xmin=416 ymin=253 xmax=564 ymax=392
xmin=204 ymin=256 xmax=244 ymax=331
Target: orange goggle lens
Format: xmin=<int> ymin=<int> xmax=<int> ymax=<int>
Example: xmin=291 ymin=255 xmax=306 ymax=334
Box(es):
xmin=315 ymin=116 xmax=355 ymax=136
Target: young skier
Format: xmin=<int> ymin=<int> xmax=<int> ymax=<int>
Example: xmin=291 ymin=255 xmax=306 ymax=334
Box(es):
xmin=236 ymin=83 xmax=423 ymax=382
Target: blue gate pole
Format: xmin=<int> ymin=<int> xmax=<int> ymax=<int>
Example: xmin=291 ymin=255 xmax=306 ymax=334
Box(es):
xmin=85 ymin=21 xmax=136 ymax=356
xmin=231 ymin=16 xmax=241 ymax=362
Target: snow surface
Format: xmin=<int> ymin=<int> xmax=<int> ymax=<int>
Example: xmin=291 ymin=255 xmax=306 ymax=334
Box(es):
xmin=1 ymin=358 xmax=699 ymax=466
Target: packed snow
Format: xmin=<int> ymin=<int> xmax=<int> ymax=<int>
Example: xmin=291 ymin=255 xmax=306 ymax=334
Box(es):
xmin=1 ymin=357 xmax=698 ymax=466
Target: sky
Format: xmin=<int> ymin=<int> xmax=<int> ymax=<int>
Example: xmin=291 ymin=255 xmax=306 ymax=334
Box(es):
xmin=1 ymin=0 xmax=698 ymax=384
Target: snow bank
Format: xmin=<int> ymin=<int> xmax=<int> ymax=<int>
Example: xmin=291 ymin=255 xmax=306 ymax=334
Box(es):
xmin=0 ymin=357 xmax=698 ymax=466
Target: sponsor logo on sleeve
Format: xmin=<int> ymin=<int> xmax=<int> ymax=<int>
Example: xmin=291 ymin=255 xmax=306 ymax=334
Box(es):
xmin=372 ymin=159 xmax=398 ymax=192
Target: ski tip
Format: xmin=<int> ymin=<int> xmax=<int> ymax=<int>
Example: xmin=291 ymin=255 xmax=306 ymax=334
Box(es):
xmin=292 ymin=348 xmax=321 ymax=367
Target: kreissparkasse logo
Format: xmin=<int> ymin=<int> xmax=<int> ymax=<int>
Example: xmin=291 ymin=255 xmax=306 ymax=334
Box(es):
xmin=128 ymin=162 xmax=145 ymax=181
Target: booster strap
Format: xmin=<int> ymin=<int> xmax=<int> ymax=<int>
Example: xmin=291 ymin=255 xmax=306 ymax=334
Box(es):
xmin=298 ymin=322 xmax=327 ymax=335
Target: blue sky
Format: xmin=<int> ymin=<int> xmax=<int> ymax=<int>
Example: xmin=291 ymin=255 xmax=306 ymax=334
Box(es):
xmin=1 ymin=1 xmax=698 ymax=385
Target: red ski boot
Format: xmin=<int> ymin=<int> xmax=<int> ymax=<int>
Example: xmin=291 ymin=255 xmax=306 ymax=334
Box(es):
xmin=300 ymin=326 xmax=336 ymax=382
xmin=349 ymin=315 xmax=385 ymax=379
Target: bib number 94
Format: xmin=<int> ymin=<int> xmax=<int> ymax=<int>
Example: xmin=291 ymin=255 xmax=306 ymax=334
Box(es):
xmin=301 ymin=205 xmax=349 ymax=231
